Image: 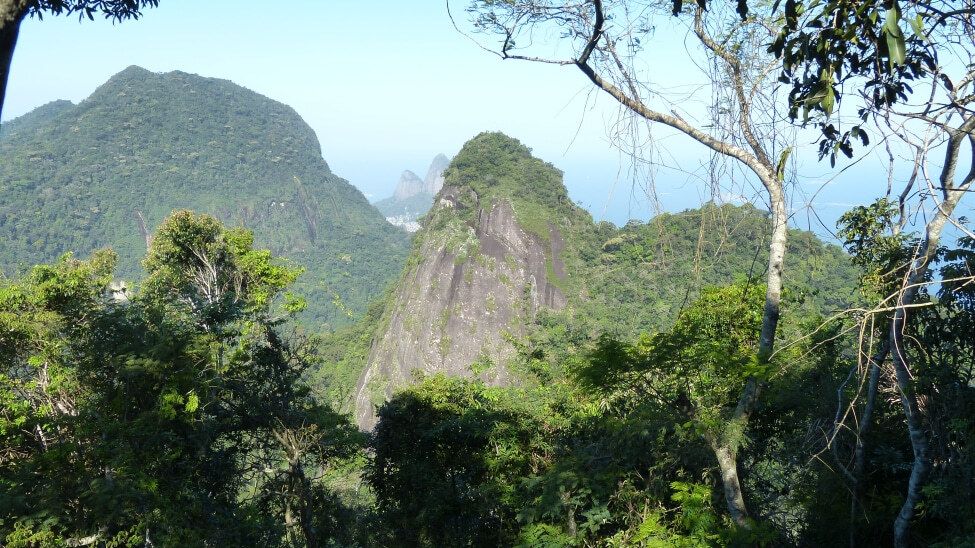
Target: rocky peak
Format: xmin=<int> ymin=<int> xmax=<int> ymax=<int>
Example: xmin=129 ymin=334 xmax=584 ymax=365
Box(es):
xmin=423 ymin=153 xmax=450 ymax=195
xmin=353 ymin=133 xmax=576 ymax=430
xmin=392 ymin=170 xmax=424 ymax=200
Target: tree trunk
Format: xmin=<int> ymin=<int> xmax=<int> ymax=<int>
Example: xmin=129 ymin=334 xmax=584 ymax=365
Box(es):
xmin=759 ymin=183 xmax=788 ymax=361
xmin=712 ymin=442 xmax=749 ymax=527
xmin=850 ymin=342 xmax=889 ymax=546
xmin=0 ymin=1 xmax=27 ymax=122
xmin=293 ymin=461 xmax=319 ymax=548
xmin=709 ymin=177 xmax=788 ymax=526
xmin=890 ymin=299 xmax=930 ymax=548
xmin=889 ymin=124 xmax=973 ymax=547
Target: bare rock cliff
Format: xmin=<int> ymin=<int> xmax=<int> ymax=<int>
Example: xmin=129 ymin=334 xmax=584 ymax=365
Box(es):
xmin=392 ymin=170 xmax=424 ymax=200
xmin=353 ymin=185 xmax=567 ymax=429
xmin=423 ymin=153 xmax=450 ymax=195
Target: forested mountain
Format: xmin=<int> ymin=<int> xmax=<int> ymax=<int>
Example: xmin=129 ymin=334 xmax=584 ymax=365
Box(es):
xmin=3 ymin=126 xmax=972 ymax=546
xmin=334 ymin=133 xmax=972 ymax=546
xmin=347 ymin=132 xmax=858 ymax=427
xmin=4 ymin=0 xmax=974 ymax=540
xmin=373 ymin=154 xmax=450 ymax=232
xmin=0 ymin=66 xmax=410 ymax=327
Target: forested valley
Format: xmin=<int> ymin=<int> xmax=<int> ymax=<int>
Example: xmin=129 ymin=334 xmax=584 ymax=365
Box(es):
xmin=1 ymin=0 xmax=974 ymax=547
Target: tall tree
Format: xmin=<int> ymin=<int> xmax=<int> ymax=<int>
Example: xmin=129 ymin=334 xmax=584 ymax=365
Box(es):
xmin=0 ymin=211 xmax=361 ymax=546
xmin=785 ymin=3 xmax=975 ymax=542
xmin=578 ymin=284 xmax=767 ymax=525
xmin=464 ymin=0 xmax=796 ymax=525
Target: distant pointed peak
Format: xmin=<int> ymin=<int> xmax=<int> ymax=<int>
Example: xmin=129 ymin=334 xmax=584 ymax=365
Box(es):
xmin=441 ymin=131 xmax=572 ymax=216
xmin=463 ymin=131 xmax=532 ymax=155
xmin=119 ymin=64 xmax=151 ymax=74
xmin=90 ymin=65 xmax=157 ymax=97
xmin=423 ymin=154 xmax=451 ymax=195
xmin=110 ymin=65 xmax=153 ymax=81
xmin=394 ymin=170 xmax=425 ymax=200
xmin=400 ymin=170 xmax=422 ymax=182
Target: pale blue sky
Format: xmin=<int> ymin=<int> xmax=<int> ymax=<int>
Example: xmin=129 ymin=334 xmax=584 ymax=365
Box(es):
xmin=5 ymin=0 xmax=891 ymax=231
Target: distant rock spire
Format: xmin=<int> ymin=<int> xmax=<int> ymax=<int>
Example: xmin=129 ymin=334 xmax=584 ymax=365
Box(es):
xmin=423 ymin=153 xmax=450 ymax=195
xmin=392 ymin=170 xmax=424 ymax=200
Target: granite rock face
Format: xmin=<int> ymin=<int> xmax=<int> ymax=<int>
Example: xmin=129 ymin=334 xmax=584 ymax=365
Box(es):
xmin=422 ymin=153 xmax=450 ymax=195
xmin=353 ymin=185 xmax=567 ymax=429
xmin=392 ymin=170 xmax=424 ymax=200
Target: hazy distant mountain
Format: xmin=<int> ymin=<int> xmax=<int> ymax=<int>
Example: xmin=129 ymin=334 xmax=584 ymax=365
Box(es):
xmin=392 ymin=170 xmax=424 ymax=201
xmin=0 ymin=65 xmax=410 ymax=327
xmin=374 ymin=154 xmax=451 ymax=232
xmin=422 ymin=153 xmax=450 ymax=194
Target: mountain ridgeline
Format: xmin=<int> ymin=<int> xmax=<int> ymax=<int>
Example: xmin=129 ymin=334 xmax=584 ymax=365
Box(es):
xmin=350 ymin=132 xmax=858 ymax=427
xmin=0 ymin=66 xmax=410 ymax=327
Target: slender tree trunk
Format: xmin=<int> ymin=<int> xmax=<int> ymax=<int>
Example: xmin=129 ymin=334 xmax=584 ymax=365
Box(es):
xmin=706 ymin=178 xmax=788 ymax=526
xmin=0 ymin=1 xmax=27 ymax=122
xmin=292 ymin=460 xmax=319 ymax=548
xmin=758 ymin=184 xmax=788 ymax=361
xmin=850 ymin=342 xmax=890 ymax=546
xmin=275 ymin=426 xmax=319 ymax=548
xmin=890 ymin=124 xmax=973 ymax=548
xmin=890 ymin=291 xmax=930 ymax=548
xmin=284 ymin=500 xmax=297 ymax=545
xmin=712 ymin=442 xmax=749 ymax=527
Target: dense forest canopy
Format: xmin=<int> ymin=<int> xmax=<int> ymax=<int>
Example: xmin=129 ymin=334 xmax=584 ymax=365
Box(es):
xmin=0 ymin=66 xmax=410 ymax=328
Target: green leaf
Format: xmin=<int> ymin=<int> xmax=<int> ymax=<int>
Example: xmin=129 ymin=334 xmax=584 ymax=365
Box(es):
xmin=777 ymin=147 xmax=794 ymax=182
xmin=884 ymin=7 xmax=906 ymax=67
xmin=908 ymin=13 xmax=925 ymax=40
xmin=184 ymin=392 xmax=199 ymax=413
xmin=822 ymin=86 xmax=835 ymax=115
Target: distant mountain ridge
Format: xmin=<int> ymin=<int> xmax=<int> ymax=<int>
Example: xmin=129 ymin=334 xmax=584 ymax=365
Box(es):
xmin=0 ymin=66 xmax=410 ymax=327
xmin=374 ymin=153 xmax=451 ymax=232
xmin=421 ymin=153 xmax=450 ymax=194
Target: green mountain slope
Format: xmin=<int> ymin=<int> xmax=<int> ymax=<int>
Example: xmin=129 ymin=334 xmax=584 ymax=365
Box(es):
xmin=327 ymin=132 xmax=857 ymax=414
xmin=586 ymin=202 xmax=859 ymax=335
xmin=0 ymin=66 xmax=410 ymax=327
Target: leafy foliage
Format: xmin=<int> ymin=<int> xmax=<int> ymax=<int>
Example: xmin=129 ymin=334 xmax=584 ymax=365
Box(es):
xmin=366 ymin=285 xmax=780 ymax=546
xmin=585 ymin=202 xmax=859 ymax=335
xmin=24 ymin=0 xmax=158 ymax=21
xmin=0 ymin=212 xmax=364 ymax=546
xmin=768 ymin=0 xmax=937 ymax=161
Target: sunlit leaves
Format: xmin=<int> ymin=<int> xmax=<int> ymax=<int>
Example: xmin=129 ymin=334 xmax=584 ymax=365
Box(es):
xmin=769 ymin=0 xmax=935 ymax=161
xmin=883 ymin=3 xmax=907 ymax=67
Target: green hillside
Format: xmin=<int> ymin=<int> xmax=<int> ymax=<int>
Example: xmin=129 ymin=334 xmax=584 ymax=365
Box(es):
xmin=323 ymin=132 xmax=858 ymax=409
xmin=0 ymin=66 xmax=409 ymax=327
xmin=585 ymin=202 xmax=860 ymax=335
xmin=436 ymin=132 xmax=856 ymax=332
